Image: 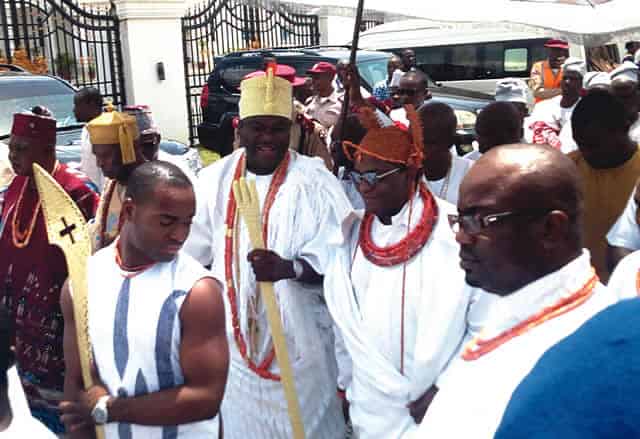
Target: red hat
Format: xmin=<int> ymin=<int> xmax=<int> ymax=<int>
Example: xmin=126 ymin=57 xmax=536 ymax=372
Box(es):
xmin=243 ymin=64 xmax=307 ymax=87
xmin=544 ymin=39 xmax=569 ymax=49
xmin=11 ymin=113 xmax=56 ymax=145
xmin=306 ymin=61 xmax=337 ymax=75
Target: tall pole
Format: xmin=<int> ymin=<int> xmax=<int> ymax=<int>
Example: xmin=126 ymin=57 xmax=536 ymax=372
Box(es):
xmin=333 ymin=0 xmax=365 ymax=175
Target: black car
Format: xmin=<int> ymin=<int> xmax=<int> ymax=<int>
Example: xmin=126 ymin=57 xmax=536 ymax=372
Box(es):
xmin=0 ymin=65 xmax=202 ymax=188
xmin=198 ymin=47 xmax=493 ymax=155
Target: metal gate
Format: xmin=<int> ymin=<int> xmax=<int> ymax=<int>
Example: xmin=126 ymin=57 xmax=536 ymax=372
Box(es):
xmin=0 ymin=0 xmax=126 ymax=106
xmin=182 ymin=0 xmax=320 ymax=146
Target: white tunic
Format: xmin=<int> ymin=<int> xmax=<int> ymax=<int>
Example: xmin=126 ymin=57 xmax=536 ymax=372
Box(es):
xmin=607 ymin=249 xmax=640 ymax=300
xmin=87 ymin=243 xmax=220 ymax=438
xmin=324 ymin=185 xmax=474 ymax=438
xmin=426 ymin=153 xmax=474 ymax=205
xmin=415 ymin=251 xmax=618 ymax=439
xmin=80 ymin=126 xmax=105 ymax=190
xmin=629 ymin=116 xmax=640 ymax=143
xmin=184 ymin=149 xmax=351 ymax=439
xmin=525 ymin=95 xmax=578 ymax=151
xmin=606 ymin=188 xmax=640 ymax=250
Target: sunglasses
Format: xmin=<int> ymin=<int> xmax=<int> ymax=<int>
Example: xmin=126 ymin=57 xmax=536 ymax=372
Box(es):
xmin=349 ymin=167 xmax=404 ymax=187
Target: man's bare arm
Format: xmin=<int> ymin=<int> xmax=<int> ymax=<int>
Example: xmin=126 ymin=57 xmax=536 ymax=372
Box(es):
xmin=60 ymin=280 xmax=96 ymax=439
xmin=107 ymin=277 xmax=229 ymax=425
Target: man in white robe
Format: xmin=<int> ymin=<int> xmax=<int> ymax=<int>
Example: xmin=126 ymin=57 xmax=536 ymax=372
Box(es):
xmin=324 ymin=105 xmax=475 ymax=438
xmin=74 ymin=87 xmax=105 ymax=190
xmin=607 ymin=249 xmax=640 ymax=300
xmin=414 ymin=144 xmax=618 ymax=439
xmin=184 ymin=67 xmax=350 ymax=438
xmin=606 ymin=181 xmax=640 ymax=272
xmin=419 ymin=102 xmax=473 ymax=205
xmin=526 ymin=58 xmax=585 ymax=153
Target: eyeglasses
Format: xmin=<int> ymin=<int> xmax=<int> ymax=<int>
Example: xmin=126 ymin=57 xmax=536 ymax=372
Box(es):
xmin=448 ymin=209 xmax=552 ymax=235
xmin=398 ymin=88 xmax=419 ymax=97
xmin=348 ymin=167 xmax=404 ymax=187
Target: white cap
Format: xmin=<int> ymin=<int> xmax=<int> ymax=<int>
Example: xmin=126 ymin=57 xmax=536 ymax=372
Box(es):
xmin=389 ymin=69 xmax=404 ymax=88
xmin=610 ymin=61 xmax=639 ymax=84
xmin=494 ymin=78 xmax=528 ymax=104
xmin=583 ymin=71 xmax=611 ymax=89
xmin=562 ymin=57 xmax=586 ymax=77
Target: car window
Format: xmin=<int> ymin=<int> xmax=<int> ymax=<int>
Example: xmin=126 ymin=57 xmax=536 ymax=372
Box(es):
xmin=356 ymin=57 xmax=389 ymax=89
xmin=0 ymin=78 xmax=78 ymax=137
xmin=217 ymin=59 xmax=263 ymax=91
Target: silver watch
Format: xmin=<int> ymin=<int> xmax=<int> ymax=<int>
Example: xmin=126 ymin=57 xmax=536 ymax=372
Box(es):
xmin=91 ymin=395 xmax=111 ymax=425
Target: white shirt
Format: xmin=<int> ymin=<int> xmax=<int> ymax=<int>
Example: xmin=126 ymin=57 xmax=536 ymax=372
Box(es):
xmin=607 ymin=188 xmax=640 ymax=251
xmin=324 ymin=184 xmax=475 ymax=438
xmin=525 ymin=95 xmax=578 ymax=151
xmin=80 ymin=126 xmax=105 ymax=190
xmin=1 ymin=367 xmax=56 ymax=438
xmin=415 ymin=251 xmax=618 ymax=439
xmin=630 ymin=116 xmax=640 ymax=143
xmin=607 ymin=249 xmax=640 ymax=300
xmin=426 ymin=153 xmax=474 ymax=205
xmin=305 ymin=90 xmax=343 ymax=129
xmin=390 ymin=107 xmax=410 ymax=128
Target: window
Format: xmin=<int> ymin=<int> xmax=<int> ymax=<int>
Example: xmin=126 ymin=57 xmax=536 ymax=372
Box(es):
xmin=504 ymin=48 xmax=528 ymax=72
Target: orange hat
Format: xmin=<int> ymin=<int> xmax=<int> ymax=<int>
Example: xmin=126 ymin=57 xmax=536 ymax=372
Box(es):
xmin=343 ymin=105 xmax=424 ymax=169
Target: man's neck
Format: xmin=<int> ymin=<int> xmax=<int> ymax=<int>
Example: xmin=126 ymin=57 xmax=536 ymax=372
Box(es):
xmin=560 ymin=94 xmax=580 ymax=108
xmin=596 ymin=140 xmax=637 ymax=169
xmin=318 ymin=87 xmax=334 ymax=99
xmin=424 ymin=151 xmax=452 ymax=181
xmin=118 ymin=230 xmax=155 ymax=269
xmin=0 ymin=390 xmax=12 ymax=432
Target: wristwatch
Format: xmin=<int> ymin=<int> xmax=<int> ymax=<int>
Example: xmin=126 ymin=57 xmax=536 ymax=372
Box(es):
xmin=91 ymin=395 xmax=111 ymax=425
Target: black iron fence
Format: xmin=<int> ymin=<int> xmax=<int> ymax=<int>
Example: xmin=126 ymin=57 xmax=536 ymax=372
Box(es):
xmin=1 ymin=0 xmax=126 ymax=106
xmin=360 ymin=19 xmax=383 ymax=32
xmin=181 ymin=0 xmax=320 ymax=146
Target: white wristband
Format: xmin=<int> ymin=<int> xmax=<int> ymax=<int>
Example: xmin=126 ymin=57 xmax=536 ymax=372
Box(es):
xmin=292 ymin=259 xmax=304 ymax=279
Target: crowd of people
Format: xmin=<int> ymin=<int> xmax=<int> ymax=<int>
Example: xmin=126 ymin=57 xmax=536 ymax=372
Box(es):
xmin=1 ymin=36 xmax=640 ymax=438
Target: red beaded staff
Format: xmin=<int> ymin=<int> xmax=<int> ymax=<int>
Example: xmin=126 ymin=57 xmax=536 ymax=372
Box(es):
xmin=232 ymin=177 xmax=305 ymax=439
xmin=32 ymin=163 xmax=105 ymax=439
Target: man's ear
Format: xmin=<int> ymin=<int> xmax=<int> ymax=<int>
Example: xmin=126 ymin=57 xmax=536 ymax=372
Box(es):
xmin=121 ymin=197 xmax=136 ymax=223
xmin=541 ymin=210 xmax=571 ymax=251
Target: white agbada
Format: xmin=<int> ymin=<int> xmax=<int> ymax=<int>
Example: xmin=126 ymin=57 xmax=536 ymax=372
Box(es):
xmin=630 ymin=116 xmax=640 ymax=143
xmin=607 ymin=250 xmax=640 ymax=300
xmin=426 ymin=153 xmax=474 ymax=205
xmin=183 ymin=149 xmax=351 ymax=439
xmin=324 ymin=182 xmax=473 ymax=438
xmin=87 ymin=244 xmax=220 ymax=438
xmin=414 ymin=250 xmax=618 ymax=439
xmin=607 ymin=188 xmax=640 ymax=251
xmin=80 ymin=126 xmax=105 ymax=190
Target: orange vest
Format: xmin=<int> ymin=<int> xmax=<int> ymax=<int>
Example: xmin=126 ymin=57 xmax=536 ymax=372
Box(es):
xmin=534 ymin=60 xmax=563 ymax=103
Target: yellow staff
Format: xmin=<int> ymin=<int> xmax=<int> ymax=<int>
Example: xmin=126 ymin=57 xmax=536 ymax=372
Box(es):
xmin=233 ymin=177 xmax=305 ymax=439
xmin=32 ymin=163 xmax=105 ymax=439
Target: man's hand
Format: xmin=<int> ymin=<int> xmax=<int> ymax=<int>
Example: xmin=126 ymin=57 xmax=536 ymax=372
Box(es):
xmin=60 ymin=383 xmax=110 ymax=433
xmin=407 ymin=385 xmax=438 ymax=424
xmin=247 ymin=249 xmax=295 ymax=282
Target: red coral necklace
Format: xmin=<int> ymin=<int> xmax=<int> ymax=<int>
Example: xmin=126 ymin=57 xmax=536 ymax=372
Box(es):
xmin=224 ymin=152 xmax=290 ymax=381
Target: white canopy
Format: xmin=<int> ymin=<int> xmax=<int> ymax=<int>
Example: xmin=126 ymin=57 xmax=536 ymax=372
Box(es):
xmin=293 ymin=0 xmax=640 ymax=47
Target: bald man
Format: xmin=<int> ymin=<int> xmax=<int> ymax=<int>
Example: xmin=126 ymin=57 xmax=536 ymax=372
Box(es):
xmin=413 ymin=144 xmax=618 ymax=439
xmin=372 ymin=55 xmax=403 ymax=104
xmin=419 ymin=102 xmax=473 ymax=204
xmin=475 ymin=102 xmax=523 ymax=155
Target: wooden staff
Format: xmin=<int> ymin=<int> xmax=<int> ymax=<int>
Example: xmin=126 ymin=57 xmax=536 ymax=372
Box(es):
xmin=333 ymin=0 xmax=366 ymax=175
xmin=232 ymin=177 xmax=305 ymax=439
xmin=32 ymin=163 xmax=105 ymax=439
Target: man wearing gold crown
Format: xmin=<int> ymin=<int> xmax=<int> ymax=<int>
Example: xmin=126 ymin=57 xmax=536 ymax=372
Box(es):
xmin=0 ymin=112 xmax=99 ymax=434
xmin=85 ymin=108 xmax=144 ymax=252
xmin=323 ymin=106 xmax=480 ymax=438
xmin=184 ymin=67 xmax=351 ymax=438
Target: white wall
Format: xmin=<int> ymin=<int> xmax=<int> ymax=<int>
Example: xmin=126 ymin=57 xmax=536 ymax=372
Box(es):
xmin=116 ymin=0 xmax=190 ymax=143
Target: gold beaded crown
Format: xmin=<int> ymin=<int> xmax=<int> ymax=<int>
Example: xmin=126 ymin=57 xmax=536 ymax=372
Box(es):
xmin=239 ymin=68 xmax=293 ymax=121
xmin=86 ymin=104 xmax=139 ymax=165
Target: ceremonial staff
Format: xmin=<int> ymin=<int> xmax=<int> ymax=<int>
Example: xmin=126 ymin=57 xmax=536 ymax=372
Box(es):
xmin=233 ymin=177 xmax=305 ymax=439
xmin=333 ymin=0 xmax=366 ymax=175
xmin=32 ymin=163 xmax=105 ymax=439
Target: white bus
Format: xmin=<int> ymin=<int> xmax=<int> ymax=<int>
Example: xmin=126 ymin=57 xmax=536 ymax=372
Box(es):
xmin=359 ymin=19 xmax=635 ymax=96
